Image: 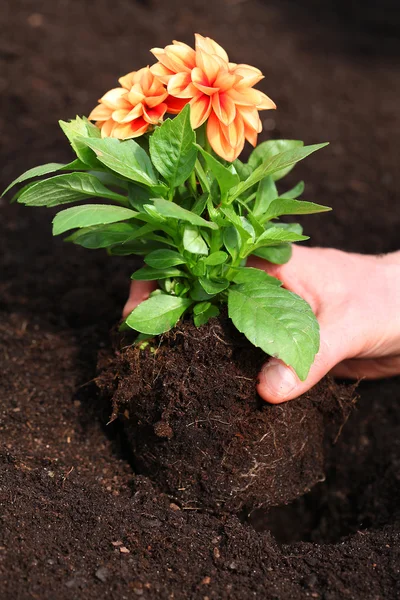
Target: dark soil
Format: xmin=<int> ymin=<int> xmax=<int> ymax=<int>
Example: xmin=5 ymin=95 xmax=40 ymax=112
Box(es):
xmin=1 ymin=0 xmax=400 ymax=598
xmin=99 ymin=315 xmax=354 ymax=513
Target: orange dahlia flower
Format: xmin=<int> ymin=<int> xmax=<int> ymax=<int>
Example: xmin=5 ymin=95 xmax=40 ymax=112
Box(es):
xmin=89 ymin=67 xmax=186 ymax=139
xmin=150 ymin=34 xmax=276 ymax=161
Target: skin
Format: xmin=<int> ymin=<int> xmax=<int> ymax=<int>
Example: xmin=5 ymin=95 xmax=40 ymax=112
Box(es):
xmin=123 ymin=246 xmax=400 ymax=404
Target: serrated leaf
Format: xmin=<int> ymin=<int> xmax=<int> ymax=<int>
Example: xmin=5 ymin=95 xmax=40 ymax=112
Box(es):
xmin=81 ymin=137 xmax=158 ymax=188
xmin=2 ymin=160 xmax=86 ymax=197
xmin=232 ymin=267 xmax=282 ymax=286
xmin=17 ymin=172 xmax=127 ymax=207
xmin=150 ymin=105 xmax=197 ymax=188
xmin=153 ymin=198 xmax=217 ymax=230
xmin=66 ymin=222 xmax=138 ymax=249
xmin=59 ymin=117 xmax=100 ymax=167
xmin=253 ymin=244 xmax=293 ymax=265
xmin=52 ymin=204 xmax=137 ymax=235
xmin=183 ymin=225 xmax=209 ymax=255
xmin=144 ymin=249 xmax=186 ymax=269
xmin=131 ymin=266 xmax=185 ymax=281
xmin=228 ymin=282 xmax=319 ymax=380
xmin=126 ymin=294 xmax=192 ymax=335
xmin=263 ymin=198 xmax=331 ymax=220
xmin=196 ymin=145 xmax=239 ymax=202
xmin=228 ymin=143 xmax=329 ymax=202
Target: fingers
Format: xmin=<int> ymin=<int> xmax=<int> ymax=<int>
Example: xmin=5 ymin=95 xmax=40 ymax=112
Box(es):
xmin=122 ymin=280 xmax=157 ymax=318
xmin=332 ymin=355 xmax=400 ymax=380
xmin=257 ymin=322 xmax=349 ymax=404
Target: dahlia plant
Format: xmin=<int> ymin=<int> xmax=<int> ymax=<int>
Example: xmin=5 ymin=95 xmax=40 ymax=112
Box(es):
xmin=4 ymin=34 xmax=330 ymax=380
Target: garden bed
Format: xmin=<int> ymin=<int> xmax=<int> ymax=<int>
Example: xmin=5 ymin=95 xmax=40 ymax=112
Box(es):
xmin=1 ymin=0 xmax=399 ymax=598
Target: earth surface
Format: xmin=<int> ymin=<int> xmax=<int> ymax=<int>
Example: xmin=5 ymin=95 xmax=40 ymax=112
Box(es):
xmin=0 ymin=0 xmax=399 ymax=598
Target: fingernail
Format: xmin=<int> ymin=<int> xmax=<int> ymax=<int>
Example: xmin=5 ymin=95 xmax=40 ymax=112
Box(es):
xmin=261 ymin=359 xmax=298 ymax=398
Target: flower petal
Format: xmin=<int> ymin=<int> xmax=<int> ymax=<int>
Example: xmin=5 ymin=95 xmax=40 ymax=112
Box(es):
xmin=219 ymin=113 xmax=244 ymax=149
xmin=212 ymin=92 xmax=236 ymax=126
xmin=101 ymin=88 xmax=131 ymax=109
xmin=150 ymin=62 xmax=174 ymax=84
xmin=244 ymin=123 xmax=258 ymax=147
xmin=195 ymin=49 xmax=221 ymax=84
xmin=227 ymin=87 xmax=263 ymax=107
xmin=167 ymin=72 xmax=197 ymax=98
xmin=233 ymin=64 xmax=264 ymax=88
xmin=143 ymin=102 xmax=167 ymax=124
xmin=101 ymin=119 xmax=116 ymax=138
xmin=127 ymin=85 xmax=146 ymax=106
xmin=257 ymin=91 xmax=277 ymax=110
xmin=165 ymin=96 xmax=190 ymax=114
xmin=189 ymin=94 xmax=212 ymax=129
xmin=195 ymin=34 xmax=229 ymax=63
xmin=206 ymin=112 xmax=242 ymax=162
xmin=120 ymin=104 xmax=144 ymax=122
xmin=89 ymin=103 xmax=112 ymax=122
xmin=165 ymin=43 xmax=196 ymax=72
xmin=118 ymin=71 xmax=136 ymax=90
xmin=238 ymin=106 xmax=262 ymax=132
xmin=192 ymin=67 xmax=219 ymax=95
xmin=111 ymin=117 xmax=149 ymax=139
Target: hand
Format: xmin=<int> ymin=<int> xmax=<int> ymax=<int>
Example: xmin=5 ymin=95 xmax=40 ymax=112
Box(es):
xmin=123 ymin=246 xmax=400 ymax=404
xmin=248 ymin=246 xmax=400 ymax=403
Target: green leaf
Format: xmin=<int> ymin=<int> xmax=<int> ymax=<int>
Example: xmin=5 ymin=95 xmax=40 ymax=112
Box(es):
xmin=153 ymin=198 xmax=217 ymax=229
xmin=263 ymin=198 xmax=331 ymax=220
xmin=127 ymin=182 xmax=153 ymax=211
xmin=126 ymin=294 xmax=192 ymax=335
xmin=2 ymin=160 xmax=86 ymax=197
xmin=253 ymin=244 xmax=293 ymax=265
xmin=203 ymin=251 xmax=228 ymax=266
xmin=59 ymin=117 xmax=100 ymax=167
xmin=109 ymin=239 xmax=170 ymax=256
xmin=193 ymin=302 xmax=220 ymax=327
xmin=248 ymin=139 xmax=303 ymax=180
xmin=199 ymin=277 xmax=229 ymax=295
xmin=131 ymin=266 xmax=185 ymax=281
xmin=190 ymin=281 xmax=216 ymax=301
xmin=196 ymin=145 xmax=239 ymax=202
xmin=283 ymin=181 xmax=305 ymax=199
xmin=233 ymin=159 xmax=252 ymax=181
xmin=228 ymin=282 xmax=319 ymax=380
xmin=149 ymin=105 xmax=197 ymax=188
xmin=144 ymin=249 xmax=186 ymax=269
xmin=52 ymin=204 xmax=137 ymax=235
xmin=228 ymin=143 xmax=329 ymax=202
xmin=232 ymin=267 xmax=282 ymax=286
xmin=253 ymin=176 xmax=278 ymax=217
xmin=81 ymin=137 xmax=158 ymax=188
xmin=223 ymin=226 xmax=242 ymax=262
xmin=183 ymin=225 xmax=209 ymax=255
xmin=66 ymin=222 xmax=137 ymax=249
xmin=17 ymin=172 xmax=127 ymax=207
xmin=251 ymin=227 xmax=309 ymax=250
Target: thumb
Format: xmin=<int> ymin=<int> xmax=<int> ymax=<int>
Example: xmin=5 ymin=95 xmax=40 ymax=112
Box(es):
xmin=257 ymin=321 xmax=348 ymax=403
xmin=122 ymin=280 xmax=157 ymax=319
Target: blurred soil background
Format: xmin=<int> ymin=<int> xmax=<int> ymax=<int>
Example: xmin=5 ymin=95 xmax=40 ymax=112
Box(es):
xmin=0 ymin=0 xmax=399 ymax=598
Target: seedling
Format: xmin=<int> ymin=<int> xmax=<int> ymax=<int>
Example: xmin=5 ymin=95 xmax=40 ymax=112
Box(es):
xmin=3 ymin=35 xmax=330 ymax=381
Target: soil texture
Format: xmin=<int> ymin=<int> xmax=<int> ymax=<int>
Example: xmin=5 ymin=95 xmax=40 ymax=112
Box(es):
xmin=99 ymin=315 xmax=354 ymax=513
xmin=1 ymin=0 xmax=400 ymax=598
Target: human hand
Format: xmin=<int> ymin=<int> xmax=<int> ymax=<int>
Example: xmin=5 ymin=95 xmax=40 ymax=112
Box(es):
xmin=123 ymin=246 xmax=400 ymax=404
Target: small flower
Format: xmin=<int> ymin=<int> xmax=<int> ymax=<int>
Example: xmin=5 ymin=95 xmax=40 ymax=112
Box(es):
xmin=89 ymin=67 xmax=184 ymax=139
xmin=150 ymin=34 xmax=276 ymax=161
